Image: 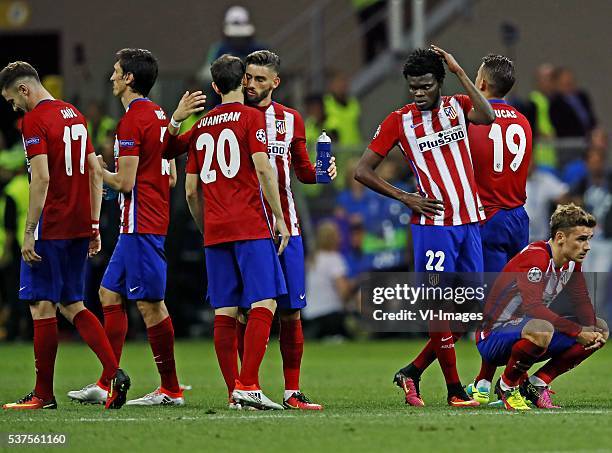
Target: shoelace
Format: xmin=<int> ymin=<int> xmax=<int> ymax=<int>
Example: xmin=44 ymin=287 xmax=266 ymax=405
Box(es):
xmin=16 ymin=392 xmax=35 ymax=404
xmin=293 ymin=392 xmax=312 ymax=403
xmin=508 ymin=389 xmax=529 ymax=408
xmin=143 ymin=388 xmax=162 ymax=399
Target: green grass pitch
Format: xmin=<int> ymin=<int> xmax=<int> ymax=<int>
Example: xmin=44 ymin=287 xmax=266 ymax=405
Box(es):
xmin=1 ymin=338 xmax=611 ymax=452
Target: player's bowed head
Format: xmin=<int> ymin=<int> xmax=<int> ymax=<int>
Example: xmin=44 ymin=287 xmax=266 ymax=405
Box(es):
xmin=0 ymin=61 xmax=50 ymax=114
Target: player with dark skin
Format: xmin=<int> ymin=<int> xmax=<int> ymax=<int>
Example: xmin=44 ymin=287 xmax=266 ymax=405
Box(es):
xmin=354 ymin=45 xmax=495 ymax=215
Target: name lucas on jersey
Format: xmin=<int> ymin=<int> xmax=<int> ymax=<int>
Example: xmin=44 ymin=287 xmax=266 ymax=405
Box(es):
xmin=494 ymin=109 xmax=517 ymax=119
xmin=198 ymin=111 xmax=242 ymax=128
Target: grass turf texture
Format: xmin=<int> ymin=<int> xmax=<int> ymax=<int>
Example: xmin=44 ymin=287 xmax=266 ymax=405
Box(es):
xmin=1 ymin=339 xmax=611 ymax=452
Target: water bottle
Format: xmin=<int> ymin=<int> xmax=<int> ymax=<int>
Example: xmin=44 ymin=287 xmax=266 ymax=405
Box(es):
xmin=315 ymin=130 xmax=332 ymax=184
xmin=103 ymin=183 xmax=118 ymax=201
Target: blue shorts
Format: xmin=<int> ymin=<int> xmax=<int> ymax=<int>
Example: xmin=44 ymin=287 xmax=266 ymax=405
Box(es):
xmin=205 ymin=238 xmax=287 ymax=309
xmin=276 ymin=236 xmax=307 ymax=310
xmin=411 ymin=223 xmax=483 ymax=272
xmin=481 ymin=206 xmax=529 ymax=272
xmin=101 ymin=233 xmax=167 ymax=301
xmin=19 ymin=238 xmax=88 ymax=304
xmin=477 ymin=317 xmax=577 ymax=366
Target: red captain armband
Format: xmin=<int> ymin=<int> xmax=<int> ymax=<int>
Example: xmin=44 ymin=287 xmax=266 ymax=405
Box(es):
xmin=92 ymin=220 xmax=100 ymax=238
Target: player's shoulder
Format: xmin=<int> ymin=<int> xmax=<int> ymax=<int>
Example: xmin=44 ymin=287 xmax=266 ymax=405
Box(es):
xmin=514 ymin=241 xmax=551 ymax=268
xmin=274 ymin=102 xmax=303 ymax=119
xmin=445 ymin=94 xmax=470 ymax=106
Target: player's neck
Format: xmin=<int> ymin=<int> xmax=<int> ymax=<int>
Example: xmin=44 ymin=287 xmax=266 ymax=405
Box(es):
xmin=28 ymin=87 xmax=54 ymax=110
xmin=485 ymin=92 xmax=505 ymax=102
xmin=220 ymin=90 xmax=244 ymax=105
xmin=257 ymin=97 xmax=273 ymax=108
xmin=121 ymin=90 xmax=145 ymax=110
xmin=548 ymin=239 xmax=569 ymax=267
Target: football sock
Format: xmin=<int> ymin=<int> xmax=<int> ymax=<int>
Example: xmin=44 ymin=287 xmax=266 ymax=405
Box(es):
xmin=236 ymin=319 xmax=246 ymax=364
xmin=475 ymin=359 xmax=497 ymax=384
xmin=284 ymin=390 xmax=299 ymax=400
xmin=213 ymin=315 xmax=239 ymax=396
xmin=502 ymin=339 xmax=546 ymax=387
xmin=411 ymin=332 xmax=462 ymax=372
xmin=102 ymin=304 xmax=128 ymax=363
xmin=446 ymin=382 xmax=466 ymax=397
xmin=280 ymin=319 xmax=304 ymax=392
xmin=147 ymin=316 xmax=180 ymax=394
xmin=73 ymin=309 xmax=118 ymax=389
xmin=430 ymin=331 xmax=460 ymax=385
xmin=239 ymin=307 xmax=274 ymax=387
xmin=33 ymin=318 xmax=58 ymax=401
xmin=528 ymin=374 xmax=548 ymax=387
xmin=399 ymin=362 xmax=423 ymax=379
xmin=534 ymin=343 xmax=595 ymax=384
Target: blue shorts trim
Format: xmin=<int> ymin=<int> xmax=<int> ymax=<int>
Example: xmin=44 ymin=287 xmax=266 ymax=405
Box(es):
xmin=19 ymin=238 xmax=89 ymax=303
xmin=477 ymin=317 xmax=577 ymax=366
xmin=411 ymin=223 xmax=483 ymax=272
xmin=481 ymin=206 xmax=529 ymax=272
xmin=205 ymin=238 xmax=287 ymax=309
xmin=101 ymin=233 xmax=167 ymax=301
xmin=276 ymin=236 xmax=307 ymax=310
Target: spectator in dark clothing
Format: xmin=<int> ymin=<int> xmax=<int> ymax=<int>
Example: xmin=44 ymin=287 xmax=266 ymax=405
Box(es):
xmin=549 ymin=67 xmax=597 ymax=138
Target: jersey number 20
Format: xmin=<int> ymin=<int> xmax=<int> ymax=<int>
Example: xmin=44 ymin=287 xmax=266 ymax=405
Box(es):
xmin=196 ymin=129 xmax=240 ymax=184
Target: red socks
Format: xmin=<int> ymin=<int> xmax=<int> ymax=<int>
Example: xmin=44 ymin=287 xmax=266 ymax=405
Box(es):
xmin=33 ymin=318 xmax=58 ymax=401
xmin=429 ymin=331 xmax=460 ymax=385
xmin=534 ymin=343 xmax=596 ymax=384
xmin=147 ymin=317 xmax=180 ymax=394
xmin=73 ymin=309 xmax=118 ymax=389
xmin=214 ymin=315 xmax=239 ymax=396
xmin=475 ymin=360 xmax=498 ymax=383
xmin=102 ymin=304 xmax=128 ymax=363
xmin=236 ymin=320 xmax=246 ymax=364
xmin=280 ymin=319 xmax=304 ymax=391
xmin=238 ymin=307 xmax=274 ymax=387
xmin=502 ymin=339 xmax=546 ymax=387
xmin=412 ymin=333 xmax=462 ymax=372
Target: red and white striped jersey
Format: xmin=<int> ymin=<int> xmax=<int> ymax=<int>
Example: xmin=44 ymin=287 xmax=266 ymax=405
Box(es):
xmin=369 ymin=95 xmax=485 ymax=226
xmin=114 ymin=98 xmax=171 ymax=235
xmin=255 ymin=102 xmax=315 ymax=236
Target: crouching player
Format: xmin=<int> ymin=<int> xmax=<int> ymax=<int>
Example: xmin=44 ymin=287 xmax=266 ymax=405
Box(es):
xmin=476 ymin=204 xmax=608 ymax=410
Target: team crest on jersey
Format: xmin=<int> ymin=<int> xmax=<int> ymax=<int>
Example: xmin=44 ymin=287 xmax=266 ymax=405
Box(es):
xmin=275 ymin=119 xmax=286 ymax=135
xmin=256 ymin=129 xmax=267 ymax=144
xmin=443 ymin=105 xmax=458 ymax=120
xmin=527 ymin=267 xmax=543 ymax=283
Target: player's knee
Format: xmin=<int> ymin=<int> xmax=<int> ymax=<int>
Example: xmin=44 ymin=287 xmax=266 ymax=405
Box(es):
xmin=523 ymin=319 xmax=554 ymax=347
xmin=136 ymin=300 xmax=168 ymax=324
xmin=279 ymin=309 xmax=300 ymax=321
xmin=99 ymin=286 xmax=121 ymax=306
xmin=252 ymin=298 xmax=276 ymax=313
xmin=596 ymin=317 xmax=609 ymax=340
xmin=29 ymin=301 xmax=56 ymax=320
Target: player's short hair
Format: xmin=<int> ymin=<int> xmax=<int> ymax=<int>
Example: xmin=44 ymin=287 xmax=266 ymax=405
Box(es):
xmin=115 ymin=48 xmax=158 ymax=97
xmin=245 ymin=50 xmax=281 ymax=74
xmin=402 ymin=49 xmax=445 ymax=83
xmin=481 ymin=54 xmax=515 ymax=97
xmin=0 ymin=61 xmax=40 ymax=91
xmin=550 ymin=203 xmax=596 ymax=237
xmin=211 ymin=54 xmax=245 ymax=94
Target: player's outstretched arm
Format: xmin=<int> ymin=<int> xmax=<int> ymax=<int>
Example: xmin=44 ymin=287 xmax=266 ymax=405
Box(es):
xmin=87 ymin=152 xmax=103 ymax=257
xmin=100 ymin=155 xmax=139 ymax=193
xmin=252 ymin=152 xmax=290 ymax=255
xmin=22 ymin=155 xmax=49 ymax=264
xmin=354 ymin=149 xmax=443 ymax=219
xmin=430 ymin=44 xmax=495 ymax=125
xmin=185 ymin=173 xmax=204 ymax=234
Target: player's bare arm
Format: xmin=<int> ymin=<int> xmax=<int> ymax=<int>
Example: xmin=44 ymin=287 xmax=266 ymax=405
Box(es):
xmin=100 ymin=155 xmax=139 ymax=193
xmin=22 ymin=154 xmax=49 ymax=264
xmin=168 ymin=90 xmax=207 ymax=136
xmin=354 ymin=149 xmax=443 ymax=219
xmin=185 ymin=173 xmax=204 ymax=234
xmin=169 ymin=159 xmax=177 ymax=188
xmin=252 ymin=151 xmax=290 ymax=255
xmin=87 ymin=152 xmax=103 ymax=257
xmin=430 ymin=44 xmax=495 ymax=125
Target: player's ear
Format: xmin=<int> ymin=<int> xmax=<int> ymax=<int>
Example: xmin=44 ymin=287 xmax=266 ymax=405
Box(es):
xmin=17 ymin=83 xmax=28 ymax=97
xmin=273 ymin=76 xmax=281 ymax=89
xmin=211 ymin=82 xmax=221 ymax=96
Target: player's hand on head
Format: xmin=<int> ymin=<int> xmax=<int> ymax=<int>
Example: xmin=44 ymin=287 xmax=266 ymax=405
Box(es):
xmin=21 ymin=233 xmax=42 ymax=265
xmin=327 ymin=156 xmax=338 ymax=180
xmin=430 ymin=45 xmax=462 ymax=74
xmin=173 ymin=90 xmax=207 ymax=122
xmin=399 ymin=192 xmax=443 ymax=219
xmin=276 ymin=221 xmax=290 ymax=255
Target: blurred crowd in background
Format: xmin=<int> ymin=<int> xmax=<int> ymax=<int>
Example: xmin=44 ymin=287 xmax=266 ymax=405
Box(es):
xmin=0 ymin=3 xmax=610 ymax=342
